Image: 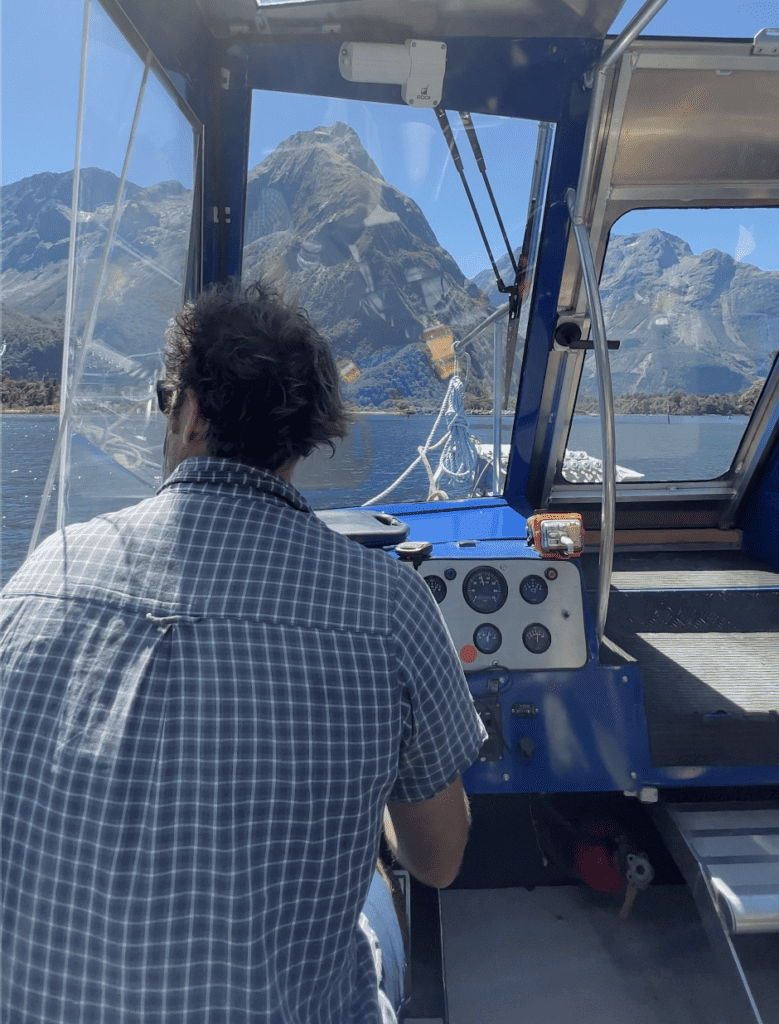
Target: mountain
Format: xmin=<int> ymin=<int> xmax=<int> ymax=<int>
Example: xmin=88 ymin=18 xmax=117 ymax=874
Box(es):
xmin=2 ymin=167 xmax=193 ymax=384
xmin=3 ymin=132 xmax=776 ymax=408
xmin=472 ymin=228 xmax=778 ymax=396
xmin=1 ymin=128 xmax=495 ymax=409
xmin=1 ymin=305 xmax=63 ymax=380
xmin=241 ymin=122 xmax=495 ymax=408
xmin=591 ymin=229 xmax=779 ymax=396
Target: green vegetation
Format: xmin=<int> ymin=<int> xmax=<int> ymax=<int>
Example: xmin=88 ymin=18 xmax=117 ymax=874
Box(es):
xmin=1 ymin=374 xmax=766 ymax=418
xmin=575 ymin=380 xmax=764 ymax=417
xmin=1 ymin=376 xmax=60 ymax=412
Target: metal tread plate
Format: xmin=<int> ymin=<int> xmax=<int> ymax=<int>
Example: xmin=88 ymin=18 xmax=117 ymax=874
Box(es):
xmin=666 ymin=805 xmax=779 ymax=935
xmin=581 ymin=551 xmax=779 ymax=592
xmin=611 ymin=570 xmax=779 ymax=590
xmin=604 ymin=589 xmax=779 ymax=767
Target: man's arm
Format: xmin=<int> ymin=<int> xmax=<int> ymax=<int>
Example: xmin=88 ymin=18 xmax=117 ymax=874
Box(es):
xmin=384 ymin=775 xmax=471 ymax=889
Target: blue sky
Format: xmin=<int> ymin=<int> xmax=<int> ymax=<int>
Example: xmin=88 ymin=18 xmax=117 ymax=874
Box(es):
xmin=3 ymin=1 xmax=779 ymax=273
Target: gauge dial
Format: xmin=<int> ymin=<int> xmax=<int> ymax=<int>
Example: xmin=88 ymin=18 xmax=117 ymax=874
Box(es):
xmin=520 ymin=574 xmax=548 ymax=605
xmin=474 ymin=623 xmax=502 ymax=655
xmin=462 ymin=567 xmax=508 ymax=614
xmin=522 ymin=623 xmax=552 ymax=654
xmin=424 ymin=575 xmax=447 ymax=604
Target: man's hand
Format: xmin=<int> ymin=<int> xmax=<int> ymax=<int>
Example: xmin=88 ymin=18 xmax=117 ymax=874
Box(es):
xmin=385 ymin=776 xmax=471 ymax=889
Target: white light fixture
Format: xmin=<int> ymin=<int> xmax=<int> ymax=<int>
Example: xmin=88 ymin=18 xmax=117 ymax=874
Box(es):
xmin=338 ymin=40 xmax=447 ymax=108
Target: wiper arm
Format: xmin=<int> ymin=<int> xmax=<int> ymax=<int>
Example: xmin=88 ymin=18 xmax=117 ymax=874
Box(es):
xmin=435 ymin=108 xmax=539 ymax=411
xmin=434 ymin=110 xmax=513 ymax=299
xmin=459 ymin=111 xmax=518 ymax=279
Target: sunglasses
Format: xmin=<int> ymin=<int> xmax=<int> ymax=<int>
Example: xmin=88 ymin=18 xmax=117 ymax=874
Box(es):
xmin=156 ymin=380 xmax=174 ymax=415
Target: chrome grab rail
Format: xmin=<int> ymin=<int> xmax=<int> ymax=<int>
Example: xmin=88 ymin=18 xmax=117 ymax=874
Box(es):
xmin=491 ymin=319 xmax=504 ymax=494
xmin=573 ymin=0 xmax=670 ymax=226
xmin=565 ymin=187 xmax=616 ymax=645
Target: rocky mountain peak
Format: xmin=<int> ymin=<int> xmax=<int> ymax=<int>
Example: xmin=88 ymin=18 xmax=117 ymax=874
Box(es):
xmin=602 ymin=228 xmax=692 ymax=280
xmin=245 ymin=121 xmax=410 ymax=248
xmin=241 ymin=124 xmax=491 ymax=381
xmin=270 ymin=121 xmax=384 ymax=182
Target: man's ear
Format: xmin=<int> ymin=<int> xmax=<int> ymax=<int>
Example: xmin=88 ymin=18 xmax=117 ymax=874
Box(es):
xmin=182 ymin=390 xmax=210 ymax=444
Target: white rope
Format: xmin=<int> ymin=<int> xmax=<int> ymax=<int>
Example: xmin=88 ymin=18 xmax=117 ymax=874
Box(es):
xmin=436 ymin=376 xmax=479 ymax=484
xmin=361 ymin=433 xmax=448 ymax=506
xmin=360 ymin=349 xmax=479 ymax=506
xmin=417 ymin=444 xmax=450 ymax=502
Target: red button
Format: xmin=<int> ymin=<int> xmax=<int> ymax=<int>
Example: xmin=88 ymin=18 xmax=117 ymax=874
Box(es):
xmin=460 ymin=644 xmax=477 ymax=663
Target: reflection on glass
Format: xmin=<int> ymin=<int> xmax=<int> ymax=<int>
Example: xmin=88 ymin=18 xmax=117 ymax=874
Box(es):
xmin=566 ymin=209 xmax=779 ymax=483
xmin=55 ymin=1 xmax=197 ymax=527
xmin=244 ymin=96 xmax=539 ymax=507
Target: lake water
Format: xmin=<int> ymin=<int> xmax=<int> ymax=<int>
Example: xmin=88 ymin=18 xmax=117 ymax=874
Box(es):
xmin=1 ymin=412 xmax=748 ymax=586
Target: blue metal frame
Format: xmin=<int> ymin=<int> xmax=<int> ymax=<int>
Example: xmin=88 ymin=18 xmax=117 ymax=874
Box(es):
xmin=96 ymin=1 xmax=779 ymax=797
xmin=244 ymin=36 xmax=602 ymax=122
xmin=503 ymin=100 xmax=591 ymax=515
xmin=190 ymin=48 xmax=252 ymax=286
xmin=738 ymin=378 xmax=779 ymax=572
xmin=380 ymin=510 xmax=779 ymax=793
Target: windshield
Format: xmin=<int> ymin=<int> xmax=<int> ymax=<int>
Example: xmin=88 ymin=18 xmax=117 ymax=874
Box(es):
xmin=243 ymin=92 xmax=542 ymax=507
xmin=564 ymin=208 xmax=779 ymax=484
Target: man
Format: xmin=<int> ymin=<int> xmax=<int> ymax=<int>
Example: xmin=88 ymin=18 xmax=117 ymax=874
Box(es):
xmin=1 ymin=279 xmax=486 ymax=1023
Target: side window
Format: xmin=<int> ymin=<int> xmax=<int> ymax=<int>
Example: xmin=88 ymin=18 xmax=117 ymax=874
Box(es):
xmin=30 ymin=0 xmax=200 ymax=540
xmin=565 ymin=209 xmax=779 ymax=482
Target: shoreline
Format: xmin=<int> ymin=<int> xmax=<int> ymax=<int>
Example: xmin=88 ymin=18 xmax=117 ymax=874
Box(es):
xmin=0 ymin=406 xmax=753 ymax=419
xmin=1 ymin=403 xmax=60 ymax=411
xmin=1 ymin=407 xmax=60 ymax=415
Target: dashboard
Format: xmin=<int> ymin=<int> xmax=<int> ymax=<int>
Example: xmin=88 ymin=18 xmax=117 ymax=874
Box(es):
xmin=420 ymin=557 xmax=589 ymax=672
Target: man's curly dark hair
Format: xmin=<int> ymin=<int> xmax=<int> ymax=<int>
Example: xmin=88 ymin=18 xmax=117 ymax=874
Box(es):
xmin=163 ymin=279 xmax=349 ymax=472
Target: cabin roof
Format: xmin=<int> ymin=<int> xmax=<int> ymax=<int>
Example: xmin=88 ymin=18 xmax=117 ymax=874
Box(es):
xmin=197 ymin=0 xmax=628 ymax=40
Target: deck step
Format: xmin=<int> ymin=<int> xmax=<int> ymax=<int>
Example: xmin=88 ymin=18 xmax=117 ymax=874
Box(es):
xmin=651 ymin=800 xmax=779 ymax=1024
xmin=666 ymin=804 xmax=779 ymax=934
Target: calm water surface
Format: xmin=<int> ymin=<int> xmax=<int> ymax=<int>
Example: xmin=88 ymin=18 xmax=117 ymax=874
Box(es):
xmin=1 ymin=413 xmax=748 ymax=586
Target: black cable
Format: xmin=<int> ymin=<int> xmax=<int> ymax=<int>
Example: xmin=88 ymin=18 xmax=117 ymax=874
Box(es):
xmin=434 ymin=107 xmax=509 ymax=295
xmin=459 ymin=112 xmax=518 ymax=278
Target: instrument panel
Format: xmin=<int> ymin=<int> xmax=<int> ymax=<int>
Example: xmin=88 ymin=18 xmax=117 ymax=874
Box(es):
xmin=422 ymin=558 xmax=588 ymax=671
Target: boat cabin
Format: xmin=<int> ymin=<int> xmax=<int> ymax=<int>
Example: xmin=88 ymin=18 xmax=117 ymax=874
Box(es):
xmin=37 ymin=1 xmax=779 ymax=1020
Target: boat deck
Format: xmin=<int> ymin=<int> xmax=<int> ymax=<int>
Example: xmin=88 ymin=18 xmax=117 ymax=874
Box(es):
xmin=438 ymin=885 xmax=779 ymax=1024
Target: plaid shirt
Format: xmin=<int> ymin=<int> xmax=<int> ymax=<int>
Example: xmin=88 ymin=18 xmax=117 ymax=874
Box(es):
xmin=1 ymin=458 xmax=485 ymax=1024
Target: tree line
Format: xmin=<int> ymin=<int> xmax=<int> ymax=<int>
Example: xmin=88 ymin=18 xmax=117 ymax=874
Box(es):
xmin=0 ymin=374 xmax=766 ymax=417
xmin=1 ymin=376 xmax=60 ymax=411
xmin=575 ymin=384 xmax=763 ymax=417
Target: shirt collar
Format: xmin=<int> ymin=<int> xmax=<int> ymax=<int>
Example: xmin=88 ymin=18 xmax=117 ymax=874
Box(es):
xmin=158 ymin=457 xmax=313 ymax=513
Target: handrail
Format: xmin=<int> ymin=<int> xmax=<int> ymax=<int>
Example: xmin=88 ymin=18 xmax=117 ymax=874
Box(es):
xmin=593 ymin=0 xmax=671 ymax=77
xmin=573 ymin=0 xmax=670 ymax=226
xmin=491 ymin=319 xmax=504 ymax=494
xmin=565 ymin=187 xmax=616 ymax=645
xmin=453 ymin=301 xmax=510 ymax=352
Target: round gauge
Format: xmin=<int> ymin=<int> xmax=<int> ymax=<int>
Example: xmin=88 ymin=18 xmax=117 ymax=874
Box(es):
xmin=462 ymin=567 xmax=508 ymax=614
xmin=522 ymin=623 xmax=552 ymax=654
xmin=520 ymin=574 xmax=548 ymax=605
xmin=474 ymin=623 xmax=502 ymax=655
xmin=424 ymin=575 xmax=447 ymax=604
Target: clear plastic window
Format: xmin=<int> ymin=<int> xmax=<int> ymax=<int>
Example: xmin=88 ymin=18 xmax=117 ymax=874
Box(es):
xmin=25 ymin=0 xmax=199 ymax=549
